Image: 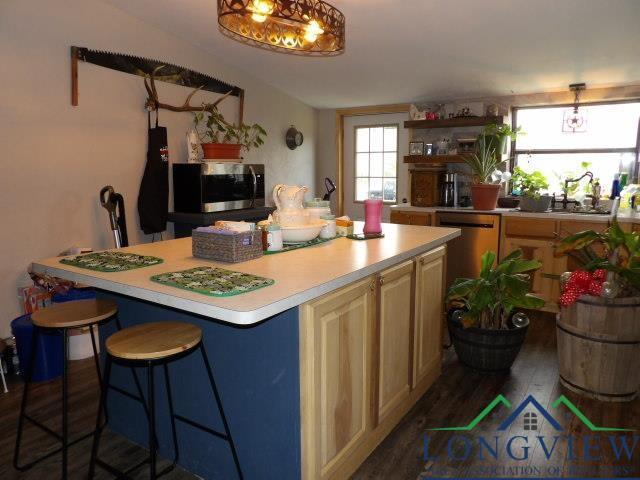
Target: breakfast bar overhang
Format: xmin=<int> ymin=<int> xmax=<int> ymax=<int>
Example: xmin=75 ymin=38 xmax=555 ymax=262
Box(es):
xmin=31 ymin=223 xmax=459 ymax=479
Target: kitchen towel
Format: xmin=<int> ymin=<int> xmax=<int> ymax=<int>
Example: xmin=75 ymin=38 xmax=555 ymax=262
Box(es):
xmin=138 ymin=110 xmax=169 ymax=235
xmin=151 ymin=266 xmax=274 ymax=297
xmin=60 ymin=252 xmax=163 ymax=272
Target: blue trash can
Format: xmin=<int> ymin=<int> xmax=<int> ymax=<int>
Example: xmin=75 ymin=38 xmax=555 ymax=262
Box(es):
xmin=52 ymin=287 xmax=96 ymax=303
xmin=11 ymin=314 xmax=63 ymax=382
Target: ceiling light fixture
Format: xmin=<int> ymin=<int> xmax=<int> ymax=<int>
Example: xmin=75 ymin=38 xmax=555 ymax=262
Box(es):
xmin=563 ymin=83 xmax=587 ymax=133
xmin=217 ymin=0 xmax=345 ymax=56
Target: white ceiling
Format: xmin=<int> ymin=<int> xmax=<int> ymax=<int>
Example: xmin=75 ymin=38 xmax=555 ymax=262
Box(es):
xmin=105 ymin=0 xmax=640 ymax=109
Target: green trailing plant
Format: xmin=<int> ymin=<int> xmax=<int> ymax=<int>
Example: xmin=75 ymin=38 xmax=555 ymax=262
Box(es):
xmin=483 ymin=123 xmax=523 ymax=142
xmin=464 ymin=137 xmax=504 ymax=184
xmin=194 ymin=104 xmax=267 ymax=151
xmin=446 ymin=249 xmax=546 ymax=330
xmin=555 ymin=220 xmax=640 ymax=297
xmin=511 ymin=167 xmax=549 ymax=199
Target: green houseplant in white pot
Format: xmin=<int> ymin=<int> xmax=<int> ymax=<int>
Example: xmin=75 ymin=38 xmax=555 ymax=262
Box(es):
xmin=512 ymin=167 xmax=552 ymax=212
xmin=194 ymin=104 xmax=267 ymax=160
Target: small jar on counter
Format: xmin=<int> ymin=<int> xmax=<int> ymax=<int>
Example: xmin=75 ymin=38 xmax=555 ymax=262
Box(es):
xmin=265 ymin=224 xmax=283 ymax=251
xmin=319 ymin=214 xmax=337 ymax=239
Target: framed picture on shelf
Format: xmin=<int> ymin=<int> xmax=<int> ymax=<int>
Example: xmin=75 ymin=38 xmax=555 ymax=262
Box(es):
xmin=409 ymin=141 xmax=424 ymax=156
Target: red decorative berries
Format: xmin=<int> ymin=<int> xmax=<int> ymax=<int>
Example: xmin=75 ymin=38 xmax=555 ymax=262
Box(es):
xmin=559 ymin=269 xmax=606 ymax=307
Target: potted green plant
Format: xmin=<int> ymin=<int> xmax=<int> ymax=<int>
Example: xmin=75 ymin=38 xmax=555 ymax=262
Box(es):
xmin=463 ymin=137 xmax=504 ymax=210
xmin=194 ymin=104 xmax=267 ymax=160
xmin=481 ymin=123 xmax=522 ymax=155
xmin=554 ymin=220 xmax=640 ymax=400
xmin=446 ymin=249 xmax=545 ymax=371
xmin=511 ymin=167 xmax=552 ymax=212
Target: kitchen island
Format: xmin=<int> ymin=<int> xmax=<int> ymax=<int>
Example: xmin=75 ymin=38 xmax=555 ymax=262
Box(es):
xmin=31 ymin=223 xmax=459 ymax=480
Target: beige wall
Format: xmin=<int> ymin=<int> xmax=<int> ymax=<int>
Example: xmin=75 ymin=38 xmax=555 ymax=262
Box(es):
xmin=0 ymin=0 xmax=317 ymax=337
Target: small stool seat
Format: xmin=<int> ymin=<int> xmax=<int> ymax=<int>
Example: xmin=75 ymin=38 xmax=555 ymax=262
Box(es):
xmin=31 ymin=299 xmax=117 ymax=328
xmin=106 ymin=321 xmax=202 ymax=361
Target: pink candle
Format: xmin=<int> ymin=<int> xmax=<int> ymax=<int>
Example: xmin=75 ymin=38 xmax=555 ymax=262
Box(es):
xmin=363 ymin=199 xmax=383 ymax=234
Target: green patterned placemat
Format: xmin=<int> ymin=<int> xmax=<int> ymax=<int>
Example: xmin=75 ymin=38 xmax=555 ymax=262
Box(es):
xmin=264 ymin=236 xmax=336 ymax=255
xmin=60 ymin=251 xmax=163 ymax=272
xmin=150 ymin=266 xmax=275 ymax=297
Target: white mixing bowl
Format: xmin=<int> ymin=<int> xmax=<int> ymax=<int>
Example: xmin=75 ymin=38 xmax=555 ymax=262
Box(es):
xmin=280 ymin=221 xmax=326 ymax=243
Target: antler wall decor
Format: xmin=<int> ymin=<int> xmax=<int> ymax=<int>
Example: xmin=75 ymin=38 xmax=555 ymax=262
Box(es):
xmin=143 ymin=66 xmax=240 ymax=120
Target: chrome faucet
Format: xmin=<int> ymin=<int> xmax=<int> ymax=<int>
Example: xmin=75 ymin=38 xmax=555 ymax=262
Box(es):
xmin=559 ymin=171 xmax=594 ymax=210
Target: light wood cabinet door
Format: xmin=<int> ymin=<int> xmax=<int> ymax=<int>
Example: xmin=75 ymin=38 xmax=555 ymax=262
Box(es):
xmin=374 ymin=261 xmax=414 ymax=425
xmin=413 ymin=246 xmax=446 ymax=387
xmin=390 ymin=210 xmax=432 ymax=226
xmin=300 ymin=277 xmax=376 ymax=480
xmin=501 ymin=236 xmax=561 ymax=307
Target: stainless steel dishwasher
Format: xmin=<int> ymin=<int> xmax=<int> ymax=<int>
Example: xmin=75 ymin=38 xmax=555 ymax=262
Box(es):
xmin=436 ymin=212 xmax=501 ymax=288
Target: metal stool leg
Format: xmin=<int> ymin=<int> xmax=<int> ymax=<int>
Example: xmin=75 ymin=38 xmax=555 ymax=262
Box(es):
xmin=88 ymin=355 xmax=112 ymax=479
xmin=0 ymin=357 xmax=8 ymax=394
xmin=148 ymin=362 xmax=157 ymax=479
xmin=163 ymin=364 xmax=180 ymax=468
xmin=200 ymin=344 xmax=244 ymax=480
xmin=13 ymin=327 xmax=38 ymax=470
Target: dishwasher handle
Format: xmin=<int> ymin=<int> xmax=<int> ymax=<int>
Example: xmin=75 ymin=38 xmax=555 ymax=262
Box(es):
xmin=439 ymin=221 xmax=495 ymax=228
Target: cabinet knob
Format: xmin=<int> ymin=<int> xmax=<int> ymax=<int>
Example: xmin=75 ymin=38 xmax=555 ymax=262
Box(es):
xmin=419 ymin=258 xmax=425 ymax=265
xmin=379 ymin=277 xmax=385 ymax=285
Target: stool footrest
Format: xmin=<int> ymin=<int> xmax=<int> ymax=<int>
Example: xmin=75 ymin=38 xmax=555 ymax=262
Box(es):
xmin=14 ymin=428 xmax=97 ymax=471
xmin=173 ymin=413 xmax=229 ymax=440
xmin=95 ymin=455 xmax=175 ymax=479
xmin=23 ymin=414 xmax=63 ymax=441
xmin=109 ymin=384 xmax=145 ymax=403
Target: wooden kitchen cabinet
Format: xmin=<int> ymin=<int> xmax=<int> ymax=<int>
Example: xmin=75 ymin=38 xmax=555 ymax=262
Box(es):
xmin=390 ymin=210 xmax=432 ymax=226
xmin=374 ymin=261 xmax=413 ymax=425
xmin=501 ymin=236 xmax=563 ymax=310
xmin=299 ymin=249 xmax=446 ymax=479
xmin=299 ymin=277 xmax=376 ymax=480
xmin=413 ymin=246 xmax=446 ymax=388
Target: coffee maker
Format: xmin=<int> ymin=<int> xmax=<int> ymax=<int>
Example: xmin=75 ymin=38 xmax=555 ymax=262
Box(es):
xmin=440 ymin=173 xmax=458 ymax=207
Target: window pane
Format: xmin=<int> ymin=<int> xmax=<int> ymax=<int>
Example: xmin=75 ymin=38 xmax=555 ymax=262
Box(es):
xmin=370 ymin=152 xmax=383 ymax=177
xmin=383 ymin=152 xmax=396 ymax=177
xmin=516 ymin=103 xmax=640 ymax=150
xmin=515 ymin=152 xmax=636 ymax=198
xmin=356 ymin=178 xmax=369 ymax=201
xmin=369 ymin=178 xmax=383 ymax=200
xmin=383 ymin=178 xmax=396 ymax=202
xmin=370 ymin=127 xmax=384 ymax=152
xmin=356 ymin=153 xmax=369 ymax=177
xmin=384 ymin=127 xmax=397 ymax=152
xmin=356 ymin=128 xmax=369 ymax=153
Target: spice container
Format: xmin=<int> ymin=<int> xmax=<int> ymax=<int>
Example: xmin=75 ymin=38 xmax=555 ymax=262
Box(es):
xmin=319 ymin=215 xmax=336 ymax=239
xmin=265 ymin=224 xmax=284 ymax=251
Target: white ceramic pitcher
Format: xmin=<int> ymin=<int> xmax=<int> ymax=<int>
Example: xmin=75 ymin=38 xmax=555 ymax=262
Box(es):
xmin=273 ymin=184 xmax=309 ymax=226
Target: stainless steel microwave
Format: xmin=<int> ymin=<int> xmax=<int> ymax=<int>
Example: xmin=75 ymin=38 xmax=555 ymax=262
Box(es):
xmin=173 ymin=163 xmax=265 ymax=213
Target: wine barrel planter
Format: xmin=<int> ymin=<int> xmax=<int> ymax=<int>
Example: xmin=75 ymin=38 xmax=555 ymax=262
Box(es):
xmin=448 ymin=314 xmax=529 ymax=371
xmin=557 ymin=295 xmax=640 ymax=402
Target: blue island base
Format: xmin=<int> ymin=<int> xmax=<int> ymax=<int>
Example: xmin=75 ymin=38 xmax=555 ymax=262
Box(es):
xmin=97 ymin=292 xmax=301 ymax=480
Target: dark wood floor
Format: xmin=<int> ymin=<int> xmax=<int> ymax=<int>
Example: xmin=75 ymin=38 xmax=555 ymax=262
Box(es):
xmin=1 ymin=312 xmax=638 ymax=479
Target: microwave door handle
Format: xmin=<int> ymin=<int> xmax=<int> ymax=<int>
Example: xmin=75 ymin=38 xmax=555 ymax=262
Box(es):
xmin=249 ymin=165 xmax=257 ymax=208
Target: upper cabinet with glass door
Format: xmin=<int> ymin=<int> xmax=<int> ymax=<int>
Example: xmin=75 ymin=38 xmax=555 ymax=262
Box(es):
xmin=355 ymin=125 xmax=398 ymax=203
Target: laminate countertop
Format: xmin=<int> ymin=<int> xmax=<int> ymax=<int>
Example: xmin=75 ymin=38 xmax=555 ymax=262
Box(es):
xmin=391 ymin=204 xmax=640 ymax=223
xmin=31 ymin=222 xmax=460 ymax=326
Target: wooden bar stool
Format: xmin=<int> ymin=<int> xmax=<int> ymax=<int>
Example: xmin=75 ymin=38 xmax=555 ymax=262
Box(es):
xmin=89 ymin=321 xmax=244 ymax=480
xmin=13 ymin=299 xmax=149 ymax=478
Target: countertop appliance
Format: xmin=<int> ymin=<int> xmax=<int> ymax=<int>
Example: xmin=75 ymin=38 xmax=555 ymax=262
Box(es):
xmin=436 ymin=212 xmax=500 ymax=288
xmin=173 ymin=163 xmax=265 ymax=213
xmin=440 ymin=173 xmax=458 ymax=207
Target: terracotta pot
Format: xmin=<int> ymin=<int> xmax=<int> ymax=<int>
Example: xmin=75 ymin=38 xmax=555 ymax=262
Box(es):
xmin=201 ymin=143 xmax=241 ymax=160
xmin=470 ymin=184 xmax=501 ymax=210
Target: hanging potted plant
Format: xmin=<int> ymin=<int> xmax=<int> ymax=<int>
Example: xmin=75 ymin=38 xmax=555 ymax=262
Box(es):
xmin=446 ymin=249 xmax=546 ymax=371
xmin=511 ymin=167 xmax=553 ymax=212
xmin=463 ymin=136 xmax=504 ymax=210
xmin=194 ymin=104 xmax=267 ymax=160
xmin=554 ymin=220 xmax=640 ymax=401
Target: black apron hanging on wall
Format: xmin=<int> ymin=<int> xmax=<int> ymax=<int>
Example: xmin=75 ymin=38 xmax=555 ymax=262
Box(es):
xmin=138 ymin=110 xmax=169 ymax=235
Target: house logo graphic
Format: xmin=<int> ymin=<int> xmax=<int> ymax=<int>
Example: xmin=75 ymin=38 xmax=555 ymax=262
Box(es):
xmin=422 ymin=394 xmax=638 ymax=477
xmin=428 ymin=394 xmax=632 ymax=432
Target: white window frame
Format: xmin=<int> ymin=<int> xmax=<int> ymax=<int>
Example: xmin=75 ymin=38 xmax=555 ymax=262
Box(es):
xmin=353 ymin=123 xmax=399 ymax=204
